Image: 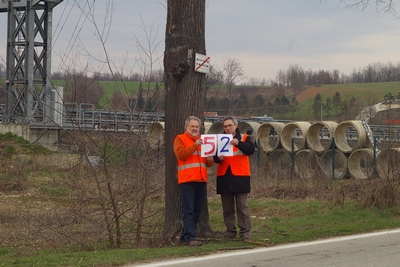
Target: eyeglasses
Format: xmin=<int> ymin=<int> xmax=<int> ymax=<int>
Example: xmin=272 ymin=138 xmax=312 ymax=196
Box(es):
xmin=223 ymin=124 xmax=234 ymax=128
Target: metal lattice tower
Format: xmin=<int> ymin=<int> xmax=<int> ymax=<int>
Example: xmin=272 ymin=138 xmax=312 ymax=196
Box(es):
xmin=0 ymin=0 xmax=63 ymax=123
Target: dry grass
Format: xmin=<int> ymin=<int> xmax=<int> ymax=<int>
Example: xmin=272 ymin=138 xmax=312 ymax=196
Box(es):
xmin=1 ymin=133 xmax=400 ymax=255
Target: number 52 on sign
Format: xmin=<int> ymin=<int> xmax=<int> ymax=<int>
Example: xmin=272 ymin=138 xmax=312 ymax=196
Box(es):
xmin=200 ymin=134 xmax=233 ymax=157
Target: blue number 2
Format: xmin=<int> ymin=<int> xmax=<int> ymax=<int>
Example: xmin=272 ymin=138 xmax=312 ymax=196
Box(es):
xmin=220 ymin=136 xmax=230 ymax=153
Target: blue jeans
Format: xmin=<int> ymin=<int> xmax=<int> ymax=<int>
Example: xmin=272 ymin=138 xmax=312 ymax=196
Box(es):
xmin=179 ymin=182 xmax=207 ymax=244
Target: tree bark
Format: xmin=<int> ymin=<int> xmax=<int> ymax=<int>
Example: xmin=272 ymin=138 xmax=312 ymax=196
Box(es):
xmin=163 ymin=0 xmax=212 ymax=241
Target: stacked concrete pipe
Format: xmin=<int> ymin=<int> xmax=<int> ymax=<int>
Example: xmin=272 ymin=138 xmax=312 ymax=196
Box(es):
xmin=376 ymin=148 xmax=400 ymax=180
xmin=294 ymin=149 xmax=321 ymax=179
xmin=333 ymin=120 xmax=371 ymax=153
xmin=280 ymin=121 xmax=311 ymax=153
xmin=347 ymin=148 xmax=375 ymax=179
xmin=147 ymin=122 xmax=165 ymax=148
xmin=320 ymin=149 xmax=349 ymax=179
xmin=208 ymin=121 xmax=223 ymax=134
xmin=306 ymin=121 xmax=338 ymax=153
xmin=255 ymin=122 xmax=286 ymax=153
xmin=266 ymin=148 xmax=292 ymax=178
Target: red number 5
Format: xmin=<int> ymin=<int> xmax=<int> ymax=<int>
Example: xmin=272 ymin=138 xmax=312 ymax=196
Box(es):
xmin=203 ymin=136 xmax=216 ymax=155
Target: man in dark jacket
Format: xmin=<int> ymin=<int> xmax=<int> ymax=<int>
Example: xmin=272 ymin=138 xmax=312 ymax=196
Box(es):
xmin=214 ymin=116 xmax=255 ymax=242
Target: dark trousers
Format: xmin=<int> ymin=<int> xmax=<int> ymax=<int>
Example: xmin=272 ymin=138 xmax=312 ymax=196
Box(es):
xmin=179 ymin=182 xmax=207 ymax=244
xmin=221 ymin=192 xmax=252 ymax=239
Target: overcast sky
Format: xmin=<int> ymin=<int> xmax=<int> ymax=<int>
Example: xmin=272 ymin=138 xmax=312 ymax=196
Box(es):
xmin=1 ymin=0 xmax=400 ymax=83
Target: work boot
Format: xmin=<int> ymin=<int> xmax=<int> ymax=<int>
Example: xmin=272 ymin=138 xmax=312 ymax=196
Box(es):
xmin=222 ymin=231 xmax=237 ymax=239
xmin=186 ymin=240 xmax=202 ymax=246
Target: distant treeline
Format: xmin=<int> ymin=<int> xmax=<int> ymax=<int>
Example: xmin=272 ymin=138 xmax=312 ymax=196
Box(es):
xmin=275 ymin=62 xmax=400 ymax=88
xmin=1 ymin=61 xmax=400 ymax=87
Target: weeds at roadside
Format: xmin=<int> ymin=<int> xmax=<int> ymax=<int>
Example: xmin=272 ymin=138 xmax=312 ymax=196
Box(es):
xmin=1 ymin=134 xmax=400 ymax=266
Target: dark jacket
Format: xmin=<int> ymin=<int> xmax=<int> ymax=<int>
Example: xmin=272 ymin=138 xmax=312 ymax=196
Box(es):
xmin=214 ymin=128 xmax=255 ymax=194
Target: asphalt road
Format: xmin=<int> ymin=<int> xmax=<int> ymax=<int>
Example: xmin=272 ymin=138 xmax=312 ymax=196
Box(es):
xmin=129 ymin=229 xmax=400 ymax=267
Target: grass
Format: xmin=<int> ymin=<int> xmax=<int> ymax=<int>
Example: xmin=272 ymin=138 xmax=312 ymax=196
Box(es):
xmin=98 ymin=81 xmax=160 ymax=108
xmin=46 ymin=80 xmax=161 ymax=109
xmin=289 ymin=81 xmax=400 ymax=119
xmin=1 ymin=196 xmax=399 ymax=267
xmin=0 ymin=132 xmax=50 ymax=155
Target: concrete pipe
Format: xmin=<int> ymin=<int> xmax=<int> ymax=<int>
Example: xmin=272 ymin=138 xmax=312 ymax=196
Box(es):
xmin=280 ymin=121 xmax=311 ymax=153
xmin=208 ymin=121 xmax=223 ymax=134
xmin=147 ymin=122 xmax=164 ymax=148
xmin=306 ymin=121 xmax=338 ymax=153
xmin=320 ymin=149 xmax=349 ymax=179
xmin=348 ymin=148 xmax=375 ymax=179
xmin=266 ymin=148 xmax=293 ymax=178
xmin=238 ymin=121 xmax=262 ymax=137
xmin=208 ymin=121 xmax=261 ymax=136
xmin=255 ymin=122 xmax=286 ymax=153
xmin=204 ymin=122 xmax=212 ymax=134
xmin=376 ymin=148 xmax=400 ymax=180
xmin=294 ymin=149 xmax=321 ymax=179
xmin=238 ymin=121 xmax=261 ymax=144
xmin=333 ymin=120 xmax=371 ymax=153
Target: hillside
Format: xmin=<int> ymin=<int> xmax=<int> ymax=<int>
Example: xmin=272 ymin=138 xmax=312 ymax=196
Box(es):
xmin=296 ymin=82 xmax=400 ymax=103
xmin=206 ymin=82 xmax=400 ymax=121
xmin=2 ymin=78 xmax=400 ymax=121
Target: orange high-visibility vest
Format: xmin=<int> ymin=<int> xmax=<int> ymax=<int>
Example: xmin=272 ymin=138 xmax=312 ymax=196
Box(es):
xmin=217 ymin=134 xmax=250 ymax=176
xmin=176 ymin=134 xmax=208 ymax=184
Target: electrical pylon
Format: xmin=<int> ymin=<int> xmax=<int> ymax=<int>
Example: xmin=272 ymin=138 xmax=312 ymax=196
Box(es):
xmin=0 ymin=0 xmax=63 ymax=123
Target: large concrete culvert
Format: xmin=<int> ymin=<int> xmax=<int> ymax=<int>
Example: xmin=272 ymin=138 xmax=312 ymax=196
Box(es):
xmin=280 ymin=121 xmax=311 ymax=153
xmin=238 ymin=121 xmax=262 ymax=138
xmin=376 ymin=148 xmax=400 ymax=180
xmin=266 ymin=149 xmax=293 ymax=178
xmin=147 ymin=122 xmax=164 ymax=148
xmin=294 ymin=149 xmax=321 ymax=179
xmin=204 ymin=121 xmax=212 ymax=134
xmin=320 ymin=149 xmax=349 ymax=179
xmin=333 ymin=120 xmax=371 ymax=153
xmin=306 ymin=121 xmax=338 ymax=153
xmin=347 ymin=148 xmax=375 ymax=179
xmin=208 ymin=121 xmax=261 ymax=136
xmin=208 ymin=121 xmax=223 ymax=134
xmin=255 ymin=122 xmax=286 ymax=153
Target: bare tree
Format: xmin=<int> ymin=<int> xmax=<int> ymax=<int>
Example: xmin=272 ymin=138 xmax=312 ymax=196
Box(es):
xmin=205 ymin=65 xmax=224 ymax=102
xmin=286 ymin=64 xmax=306 ymax=96
xmin=339 ymin=0 xmax=397 ymax=15
xmin=223 ymin=58 xmax=244 ymax=112
xmin=25 ymin=0 xmax=167 ymax=250
xmin=163 ymin=0 xmax=213 ymax=241
xmin=247 ymin=77 xmax=260 ymax=86
xmin=63 ymin=71 xmax=104 ymax=107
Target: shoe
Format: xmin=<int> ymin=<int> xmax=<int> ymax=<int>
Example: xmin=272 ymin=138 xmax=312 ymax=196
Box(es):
xmin=223 ymin=232 xmax=237 ymax=239
xmin=242 ymin=237 xmax=250 ymax=242
xmin=186 ymin=240 xmax=202 ymax=246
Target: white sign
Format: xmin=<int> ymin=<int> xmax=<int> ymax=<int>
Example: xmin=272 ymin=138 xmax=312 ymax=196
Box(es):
xmin=217 ymin=134 xmax=233 ymax=156
xmin=200 ymin=134 xmax=233 ymax=157
xmin=201 ymin=134 xmax=217 ymax=157
xmin=195 ymin=53 xmax=210 ymax=74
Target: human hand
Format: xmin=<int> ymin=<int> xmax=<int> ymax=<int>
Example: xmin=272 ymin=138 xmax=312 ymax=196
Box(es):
xmin=195 ymin=139 xmax=202 ymax=146
xmin=231 ymin=138 xmax=239 ymax=146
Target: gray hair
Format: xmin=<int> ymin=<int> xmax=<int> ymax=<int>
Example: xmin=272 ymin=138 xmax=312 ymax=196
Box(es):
xmin=185 ymin=116 xmax=202 ymax=128
xmin=222 ymin=116 xmax=238 ymax=125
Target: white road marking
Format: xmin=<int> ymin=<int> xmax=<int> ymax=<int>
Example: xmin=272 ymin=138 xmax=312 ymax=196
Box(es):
xmin=132 ymin=229 xmax=400 ymax=267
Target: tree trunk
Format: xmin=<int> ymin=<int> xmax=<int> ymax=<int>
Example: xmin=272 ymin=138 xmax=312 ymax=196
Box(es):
xmin=163 ymin=0 xmax=213 ymax=241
